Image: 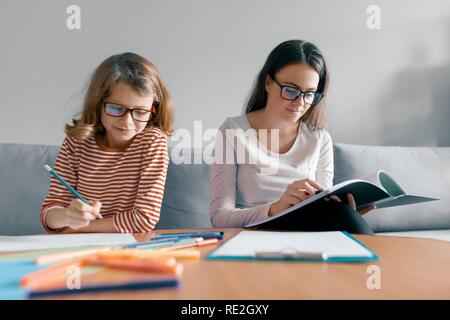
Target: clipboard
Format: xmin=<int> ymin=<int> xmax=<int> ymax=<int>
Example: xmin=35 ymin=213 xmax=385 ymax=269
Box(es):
xmin=207 ymin=231 xmax=378 ymax=262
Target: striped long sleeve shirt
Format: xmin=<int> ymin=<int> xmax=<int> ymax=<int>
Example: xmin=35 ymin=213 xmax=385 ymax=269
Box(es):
xmin=40 ymin=127 xmax=169 ymax=233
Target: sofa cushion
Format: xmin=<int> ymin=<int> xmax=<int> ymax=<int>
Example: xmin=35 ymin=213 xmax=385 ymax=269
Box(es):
xmin=158 ymin=148 xmax=211 ymax=229
xmin=0 ymin=143 xmax=57 ymax=235
xmin=334 ymin=143 xmax=450 ymax=232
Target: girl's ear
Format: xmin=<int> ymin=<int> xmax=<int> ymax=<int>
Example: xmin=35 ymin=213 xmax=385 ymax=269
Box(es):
xmin=151 ymin=101 xmax=158 ymax=113
xmin=264 ymin=75 xmax=272 ymax=92
xmin=151 ymin=94 xmax=159 ymax=113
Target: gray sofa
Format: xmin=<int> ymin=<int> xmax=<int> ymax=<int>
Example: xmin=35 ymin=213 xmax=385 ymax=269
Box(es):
xmin=1 ymin=142 xmax=449 ymax=238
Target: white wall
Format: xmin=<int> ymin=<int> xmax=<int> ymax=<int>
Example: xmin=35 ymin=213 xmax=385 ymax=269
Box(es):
xmin=0 ymin=0 xmax=449 ymax=146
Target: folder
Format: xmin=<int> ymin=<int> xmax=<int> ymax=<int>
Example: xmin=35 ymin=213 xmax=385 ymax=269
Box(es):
xmin=207 ymin=231 xmax=378 ymax=262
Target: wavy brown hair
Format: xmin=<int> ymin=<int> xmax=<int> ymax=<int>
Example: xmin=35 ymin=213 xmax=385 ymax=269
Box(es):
xmin=65 ymin=52 xmax=174 ymax=140
xmin=245 ymin=40 xmax=329 ymax=130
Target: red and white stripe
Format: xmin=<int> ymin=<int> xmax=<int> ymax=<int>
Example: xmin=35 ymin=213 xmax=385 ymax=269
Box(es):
xmin=40 ymin=127 xmax=169 ymax=233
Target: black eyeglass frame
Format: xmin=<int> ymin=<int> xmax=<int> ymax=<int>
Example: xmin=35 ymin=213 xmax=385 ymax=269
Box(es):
xmin=270 ymin=76 xmax=325 ymax=105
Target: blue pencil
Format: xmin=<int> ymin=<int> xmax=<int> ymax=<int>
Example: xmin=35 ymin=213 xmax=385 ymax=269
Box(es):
xmin=44 ymin=165 xmax=89 ymax=205
xmin=44 ymin=165 xmax=102 ymax=219
xmin=123 ymin=234 xmax=223 ymax=249
xmin=153 ymin=231 xmax=223 ymax=240
xmin=123 ymin=237 xmax=187 ymax=249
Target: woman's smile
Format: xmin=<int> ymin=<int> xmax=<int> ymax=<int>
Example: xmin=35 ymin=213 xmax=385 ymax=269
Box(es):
xmin=286 ymin=107 xmax=304 ymax=114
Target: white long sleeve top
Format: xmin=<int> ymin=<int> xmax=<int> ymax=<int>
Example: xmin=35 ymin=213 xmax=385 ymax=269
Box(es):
xmin=209 ymin=115 xmax=334 ymax=228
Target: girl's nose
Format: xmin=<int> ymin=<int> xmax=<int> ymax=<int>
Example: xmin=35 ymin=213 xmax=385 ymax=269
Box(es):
xmin=121 ymin=111 xmax=134 ymax=126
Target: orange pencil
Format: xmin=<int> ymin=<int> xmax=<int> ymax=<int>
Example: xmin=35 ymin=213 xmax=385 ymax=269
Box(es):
xmin=87 ymin=256 xmax=183 ymax=276
xmin=21 ymin=259 xmax=87 ymax=289
xmin=101 ymin=248 xmax=201 ymax=260
xmin=157 ymin=238 xmax=218 ymax=252
xmin=23 ymin=254 xmax=182 ymax=290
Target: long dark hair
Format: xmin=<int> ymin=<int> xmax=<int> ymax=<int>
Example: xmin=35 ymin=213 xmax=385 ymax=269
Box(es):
xmin=245 ymin=40 xmax=329 ymax=130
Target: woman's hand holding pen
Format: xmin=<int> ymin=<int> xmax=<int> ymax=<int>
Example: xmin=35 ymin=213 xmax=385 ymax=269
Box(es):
xmin=269 ymin=179 xmax=323 ymax=217
xmin=64 ymin=199 xmax=103 ymax=229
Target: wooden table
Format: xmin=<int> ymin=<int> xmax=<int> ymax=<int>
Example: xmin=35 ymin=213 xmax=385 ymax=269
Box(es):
xmin=4 ymin=228 xmax=450 ymax=299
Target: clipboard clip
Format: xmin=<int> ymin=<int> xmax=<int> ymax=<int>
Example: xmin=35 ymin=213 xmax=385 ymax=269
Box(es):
xmin=255 ymin=247 xmax=328 ymax=261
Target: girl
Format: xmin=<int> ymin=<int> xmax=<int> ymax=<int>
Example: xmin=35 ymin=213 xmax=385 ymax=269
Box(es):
xmin=41 ymin=52 xmax=174 ymax=233
xmin=209 ymin=40 xmax=375 ymax=234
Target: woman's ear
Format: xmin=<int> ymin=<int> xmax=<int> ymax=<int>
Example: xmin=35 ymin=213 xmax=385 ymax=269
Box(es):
xmin=264 ymin=75 xmax=272 ymax=92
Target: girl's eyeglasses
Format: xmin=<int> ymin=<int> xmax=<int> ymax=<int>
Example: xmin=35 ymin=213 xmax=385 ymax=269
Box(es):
xmin=103 ymin=102 xmax=153 ymax=122
xmin=271 ymin=76 xmax=324 ymax=105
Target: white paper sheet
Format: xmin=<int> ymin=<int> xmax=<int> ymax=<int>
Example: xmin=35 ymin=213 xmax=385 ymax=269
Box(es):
xmin=0 ymin=233 xmax=137 ymax=252
xmin=210 ymin=231 xmax=374 ymax=259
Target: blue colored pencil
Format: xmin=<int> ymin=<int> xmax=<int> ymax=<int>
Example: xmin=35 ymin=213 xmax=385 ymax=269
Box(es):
xmin=44 ymin=165 xmax=89 ymax=205
xmin=153 ymin=231 xmax=223 ymax=240
xmin=44 ymin=165 xmax=102 ymax=219
xmin=123 ymin=237 xmax=186 ymax=249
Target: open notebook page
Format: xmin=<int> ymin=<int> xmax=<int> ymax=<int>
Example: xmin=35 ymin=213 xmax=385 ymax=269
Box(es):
xmin=0 ymin=233 xmax=136 ymax=252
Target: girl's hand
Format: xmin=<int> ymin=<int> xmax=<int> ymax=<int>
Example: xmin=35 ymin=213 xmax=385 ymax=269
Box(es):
xmin=64 ymin=199 xmax=102 ymax=229
xmin=269 ymin=179 xmax=323 ymax=217
xmin=329 ymin=194 xmax=376 ymax=215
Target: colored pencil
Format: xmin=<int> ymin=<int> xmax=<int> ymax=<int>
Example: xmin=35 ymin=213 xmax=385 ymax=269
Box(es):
xmin=157 ymin=238 xmax=219 ymax=252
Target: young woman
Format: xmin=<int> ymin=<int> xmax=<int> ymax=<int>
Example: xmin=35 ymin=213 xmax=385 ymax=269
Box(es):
xmin=209 ymin=40 xmax=375 ymax=234
xmin=41 ymin=52 xmax=174 ymax=233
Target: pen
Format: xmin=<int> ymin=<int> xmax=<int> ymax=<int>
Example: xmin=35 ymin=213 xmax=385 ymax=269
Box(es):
xmin=44 ymin=164 xmax=102 ymax=219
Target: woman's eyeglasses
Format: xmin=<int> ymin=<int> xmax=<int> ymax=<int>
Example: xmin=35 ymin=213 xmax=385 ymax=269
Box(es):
xmin=103 ymin=102 xmax=153 ymax=122
xmin=271 ymin=76 xmax=324 ymax=105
